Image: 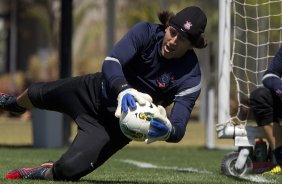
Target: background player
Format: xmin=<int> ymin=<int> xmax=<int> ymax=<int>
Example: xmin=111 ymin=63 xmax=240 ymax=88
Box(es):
xmin=250 ymin=45 xmax=282 ymax=174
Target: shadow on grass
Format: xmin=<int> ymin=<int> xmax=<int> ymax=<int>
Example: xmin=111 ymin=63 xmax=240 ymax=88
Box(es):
xmin=0 ymin=144 xmax=32 ymax=148
xmin=80 ymin=179 xmax=142 ymax=184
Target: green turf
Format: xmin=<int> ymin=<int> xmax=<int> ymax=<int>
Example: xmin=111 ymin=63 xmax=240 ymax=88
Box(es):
xmin=0 ymin=146 xmax=280 ymax=183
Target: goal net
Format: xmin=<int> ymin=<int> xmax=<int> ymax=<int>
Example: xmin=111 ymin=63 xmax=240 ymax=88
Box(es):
xmin=230 ymin=0 xmax=282 ymax=125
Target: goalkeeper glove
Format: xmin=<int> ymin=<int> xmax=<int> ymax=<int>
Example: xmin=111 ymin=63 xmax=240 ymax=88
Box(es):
xmin=145 ymin=105 xmax=172 ymax=144
xmin=115 ymin=88 xmax=152 ymax=118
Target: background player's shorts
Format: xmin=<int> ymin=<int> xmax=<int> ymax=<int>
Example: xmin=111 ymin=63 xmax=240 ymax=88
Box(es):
xmin=249 ymin=87 xmax=282 ymax=126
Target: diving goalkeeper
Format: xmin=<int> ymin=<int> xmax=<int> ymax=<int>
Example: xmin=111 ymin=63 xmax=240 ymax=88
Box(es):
xmin=1 ymin=6 xmax=207 ymax=181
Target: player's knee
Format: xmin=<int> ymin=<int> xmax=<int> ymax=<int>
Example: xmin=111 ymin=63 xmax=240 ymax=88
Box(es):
xmin=52 ymin=152 xmax=94 ymax=181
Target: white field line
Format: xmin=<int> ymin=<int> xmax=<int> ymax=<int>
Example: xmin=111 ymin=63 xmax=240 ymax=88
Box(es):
xmin=237 ymin=175 xmax=276 ymax=183
xmin=119 ymin=159 xmax=212 ymax=174
xmin=118 ymin=159 xmax=276 ymax=183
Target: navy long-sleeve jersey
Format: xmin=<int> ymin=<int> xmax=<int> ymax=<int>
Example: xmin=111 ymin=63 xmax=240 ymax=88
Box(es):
xmin=263 ymin=46 xmax=282 ymax=93
xmin=101 ymin=22 xmax=201 ymax=142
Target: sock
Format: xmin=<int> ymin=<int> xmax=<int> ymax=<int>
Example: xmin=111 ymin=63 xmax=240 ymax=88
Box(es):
xmin=274 ymin=146 xmax=282 ymax=166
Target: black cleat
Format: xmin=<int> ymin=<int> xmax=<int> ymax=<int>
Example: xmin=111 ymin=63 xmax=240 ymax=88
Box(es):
xmin=0 ymin=92 xmax=26 ymax=113
xmin=6 ymin=162 xmax=53 ymax=180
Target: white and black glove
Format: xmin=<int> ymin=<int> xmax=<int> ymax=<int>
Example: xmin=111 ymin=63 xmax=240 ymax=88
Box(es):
xmin=115 ymin=88 xmax=152 ymax=118
xmin=145 ymin=105 xmax=172 ymax=144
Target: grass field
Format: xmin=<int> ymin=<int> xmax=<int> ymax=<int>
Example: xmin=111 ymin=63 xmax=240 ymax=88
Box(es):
xmin=0 ymin=116 xmax=281 ymax=183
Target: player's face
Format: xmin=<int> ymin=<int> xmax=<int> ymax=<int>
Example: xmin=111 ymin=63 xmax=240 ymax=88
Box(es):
xmin=161 ymin=26 xmax=192 ymax=59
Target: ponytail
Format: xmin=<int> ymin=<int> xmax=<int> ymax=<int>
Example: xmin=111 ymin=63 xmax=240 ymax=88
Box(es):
xmin=157 ymin=11 xmax=175 ymax=28
xmin=193 ymin=33 xmax=208 ymax=49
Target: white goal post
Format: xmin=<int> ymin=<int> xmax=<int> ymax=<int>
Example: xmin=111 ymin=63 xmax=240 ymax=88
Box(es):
xmin=218 ymin=0 xmax=231 ymax=127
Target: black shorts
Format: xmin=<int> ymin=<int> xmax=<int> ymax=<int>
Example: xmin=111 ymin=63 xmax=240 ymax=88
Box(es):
xmin=249 ymin=87 xmax=282 ymax=126
xmin=28 ymin=73 xmax=131 ymax=181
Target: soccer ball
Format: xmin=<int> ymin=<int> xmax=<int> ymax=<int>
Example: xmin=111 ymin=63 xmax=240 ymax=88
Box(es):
xmin=119 ymin=101 xmax=158 ymax=141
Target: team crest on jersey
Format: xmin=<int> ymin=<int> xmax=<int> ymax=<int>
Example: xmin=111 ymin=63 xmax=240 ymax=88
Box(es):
xmin=156 ymin=73 xmax=175 ymax=89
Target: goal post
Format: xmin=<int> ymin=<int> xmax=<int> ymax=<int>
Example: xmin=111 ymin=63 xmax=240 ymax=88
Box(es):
xmin=218 ymin=0 xmax=231 ymax=127
xmin=203 ymin=0 xmax=232 ymax=149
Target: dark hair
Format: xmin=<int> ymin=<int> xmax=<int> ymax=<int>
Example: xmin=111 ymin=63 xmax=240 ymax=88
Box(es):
xmin=158 ymin=11 xmax=175 ymax=28
xmin=158 ymin=10 xmax=208 ymax=49
xmin=194 ymin=34 xmax=207 ymax=49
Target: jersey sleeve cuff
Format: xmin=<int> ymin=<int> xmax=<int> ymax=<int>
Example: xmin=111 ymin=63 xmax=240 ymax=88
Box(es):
xmin=112 ymin=78 xmax=130 ymax=94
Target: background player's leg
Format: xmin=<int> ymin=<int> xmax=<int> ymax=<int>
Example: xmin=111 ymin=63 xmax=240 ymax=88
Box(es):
xmin=260 ymin=123 xmax=281 ymax=150
xmin=250 ymin=87 xmax=282 ymax=174
xmin=249 ymin=87 xmax=279 ymax=149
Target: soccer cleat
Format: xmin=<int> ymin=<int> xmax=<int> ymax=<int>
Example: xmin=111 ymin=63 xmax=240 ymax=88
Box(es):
xmin=0 ymin=92 xmax=26 ymax=113
xmin=262 ymin=165 xmax=282 ymax=175
xmin=6 ymin=162 xmax=53 ymax=180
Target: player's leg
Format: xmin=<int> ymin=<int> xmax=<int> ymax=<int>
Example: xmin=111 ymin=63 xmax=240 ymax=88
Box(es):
xmin=6 ymin=115 xmax=108 ymax=181
xmin=249 ymin=87 xmax=282 ymax=174
xmin=6 ymin=73 xmax=131 ymax=180
xmin=49 ymin=116 xmax=113 ymax=181
xmin=260 ymin=123 xmax=276 ymax=149
xmin=1 ymin=74 xmax=95 ymax=115
xmin=6 ymin=113 xmax=130 ymax=181
xmin=250 ymin=87 xmax=282 ymax=148
xmin=0 ymin=77 xmax=79 ymax=114
xmin=17 ymin=89 xmax=35 ymax=108
xmin=50 ymin=115 xmax=130 ymax=181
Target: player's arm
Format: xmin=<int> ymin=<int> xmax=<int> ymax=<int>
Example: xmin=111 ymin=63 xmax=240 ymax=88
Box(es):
xmin=101 ymin=23 xmax=153 ymax=116
xmin=262 ymin=46 xmax=282 ymax=97
xmin=167 ymin=84 xmax=201 ymax=142
xmin=146 ymin=81 xmax=201 ymax=144
xmin=102 ymin=23 xmax=146 ymax=94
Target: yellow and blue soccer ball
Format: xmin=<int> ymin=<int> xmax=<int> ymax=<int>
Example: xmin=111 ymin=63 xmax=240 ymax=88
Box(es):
xmin=119 ymin=101 xmax=158 ymax=141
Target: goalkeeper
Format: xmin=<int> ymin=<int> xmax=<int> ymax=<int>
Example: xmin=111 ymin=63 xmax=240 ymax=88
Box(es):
xmin=249 ymin=45 xmax=282 ymax=174
xmin=1 ymin=6 xmax=207 ymax=181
